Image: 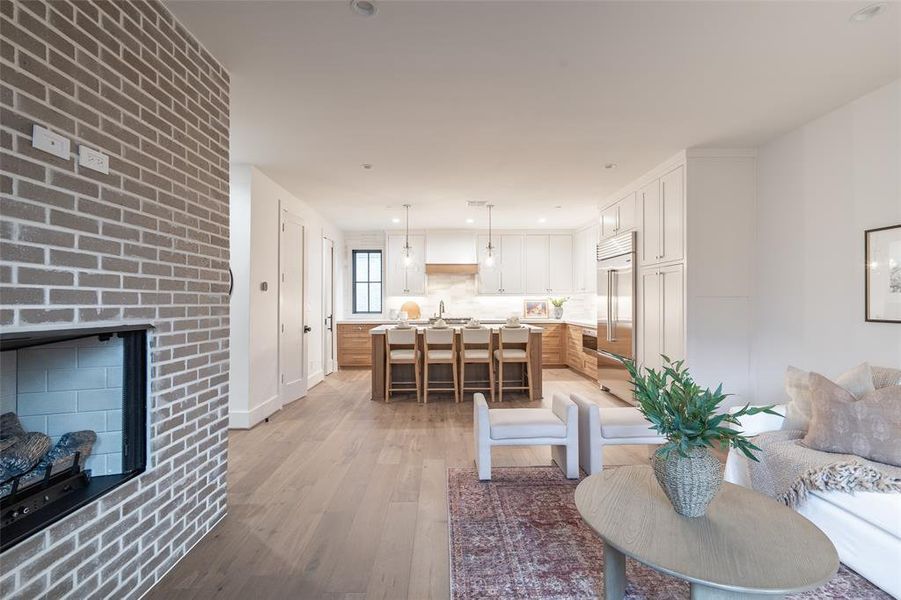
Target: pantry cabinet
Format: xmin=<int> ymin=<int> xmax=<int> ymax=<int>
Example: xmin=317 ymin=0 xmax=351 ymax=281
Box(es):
xmin=386 ymin=234 xmax=425 ymax=296
xmin=640 ymin=165 xmax=684 ymax=266
xmin=639 ymin=263 xmax=684 ymax=371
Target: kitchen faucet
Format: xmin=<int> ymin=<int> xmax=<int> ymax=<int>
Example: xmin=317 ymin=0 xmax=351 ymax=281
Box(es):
xmin=438 ymin=300 xmax=446 ymax=319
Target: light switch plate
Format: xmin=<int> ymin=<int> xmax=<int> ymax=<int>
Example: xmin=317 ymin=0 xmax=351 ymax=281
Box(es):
xmin=32 ymin=124 xmax=70 ymax=160
xmin=78 ymin=145 xmax=109 ymax=174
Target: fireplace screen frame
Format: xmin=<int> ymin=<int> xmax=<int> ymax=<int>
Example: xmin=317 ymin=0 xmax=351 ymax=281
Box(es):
xmin=0 ymin=325 xmax=149 ymax=552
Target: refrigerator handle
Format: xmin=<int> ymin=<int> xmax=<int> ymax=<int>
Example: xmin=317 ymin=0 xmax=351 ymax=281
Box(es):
xmin=610 ymin=270 xmax=617 ymax=342
xmin=606 ymin=270 xmax=614 ymax=342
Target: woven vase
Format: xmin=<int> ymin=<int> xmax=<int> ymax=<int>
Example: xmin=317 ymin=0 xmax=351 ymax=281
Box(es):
xmin=652 ymin=447 xmax=722 ymax=517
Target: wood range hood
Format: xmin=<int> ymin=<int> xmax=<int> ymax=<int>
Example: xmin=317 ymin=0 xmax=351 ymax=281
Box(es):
xmin=424 ymin=263 xmax=479 ymax=275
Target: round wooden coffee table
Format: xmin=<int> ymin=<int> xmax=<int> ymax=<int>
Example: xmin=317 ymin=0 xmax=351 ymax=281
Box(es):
xmin=574 ymin=466 xmax=838 ymax=600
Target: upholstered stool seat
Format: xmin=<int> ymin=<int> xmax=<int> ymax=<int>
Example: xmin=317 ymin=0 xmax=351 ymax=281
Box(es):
xmin=463 ymin=349 xmax=490 ymax=360
xmin=488 ymin=408 xmax=567 ymax=439
xmin=493 ymin=348 xmax=527 ymax=360
xmin=427 ymin=349 xmax=454 ymax=360
xmin=474 ymin=393 xmax=578 ymax=480
xmin=389 ymin=349 xmax=417 ymax=361
xmin=570 ymin=393 xmax=665 ymax=474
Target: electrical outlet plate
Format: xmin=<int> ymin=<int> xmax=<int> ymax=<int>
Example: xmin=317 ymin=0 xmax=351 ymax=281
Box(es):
xmin=78 ymin=145 xmax=109 ymax=175
xmin=32 ymin=124 xmax=70 ymax=160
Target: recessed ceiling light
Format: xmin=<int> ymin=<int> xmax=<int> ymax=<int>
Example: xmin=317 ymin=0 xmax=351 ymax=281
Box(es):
xmin=391 ymin=217 xmax=400 ymax=223
xmin=604 ymin=163 xmax=617 ymax=170
xmin=361 ymin=163 xmax=372 ymax=170
xmin=538 ymin=217 xmax=547 ymax=224
xmin=350 ymin=0 xmax=377 ymax=17
xmin=465 ymin=218 xmax=475 ymax=224
xmin=554 ymin=205 xmax=562 ymax=209
xmin=850 ymin=3 xmax=887 ymax=22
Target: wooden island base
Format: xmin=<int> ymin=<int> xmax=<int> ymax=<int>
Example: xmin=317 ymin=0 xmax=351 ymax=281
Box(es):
xmin=369 ymin=326 xmax=544 ymax=402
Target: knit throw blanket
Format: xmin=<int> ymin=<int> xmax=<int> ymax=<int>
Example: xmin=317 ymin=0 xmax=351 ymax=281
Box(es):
xmin=747 ymin=430 xmax=901 ymax=508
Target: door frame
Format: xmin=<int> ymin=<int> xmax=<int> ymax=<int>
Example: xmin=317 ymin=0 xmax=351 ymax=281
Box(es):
xmin=279 ymin=207 xmax=307 ymax=403
xmin=322 ymin=236 xmax=336 ymax=376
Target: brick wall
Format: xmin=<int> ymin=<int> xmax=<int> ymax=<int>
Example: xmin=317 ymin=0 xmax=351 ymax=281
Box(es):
xmin=0 ymin=0 xmax=230 ymax=598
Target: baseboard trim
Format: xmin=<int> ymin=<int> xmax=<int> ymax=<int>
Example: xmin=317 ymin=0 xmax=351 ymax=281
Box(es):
xmin=307 ymin=370 xmax=324 ymax=389
xmin=229 ymin=393 xmax=280 ymax=429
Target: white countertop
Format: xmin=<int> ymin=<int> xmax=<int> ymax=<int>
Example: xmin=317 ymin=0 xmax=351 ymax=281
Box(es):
xmin=339 ymin=317 xmax=596 ymax=329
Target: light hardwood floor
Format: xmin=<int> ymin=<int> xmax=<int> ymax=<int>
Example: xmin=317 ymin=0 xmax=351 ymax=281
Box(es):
xmin=148 ymin=368 xmax=650 ymax=600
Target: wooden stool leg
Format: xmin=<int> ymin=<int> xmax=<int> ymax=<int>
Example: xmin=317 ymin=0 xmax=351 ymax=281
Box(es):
xmin=424 ymin=361 xmax=429 ymax=405
xmin=526 ymin=359 xmax=534 ymax=401
xmin=488 ymin=359 xmax=495 ymax=403
xmin=452 ymin=358 xmax=459 ymax=403
xmin=497 ymin=359 xmax=503 ymax=403
xmin=459 ymin=358 xmax=465 ymax=403
xmin=385 ymin=360 xmax=391 ymax=403
xmin=414 ymin=358 xmax=421 ymax=403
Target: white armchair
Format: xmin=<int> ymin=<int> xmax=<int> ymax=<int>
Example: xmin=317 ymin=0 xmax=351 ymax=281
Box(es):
xmin=473 ymin=392 xmax=578 ymax=481
xmin=570 ymin=393 xmax=666 ymax=475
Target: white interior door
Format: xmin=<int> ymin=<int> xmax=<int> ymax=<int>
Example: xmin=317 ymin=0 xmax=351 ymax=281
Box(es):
xmin=322 ymin=237 xmax=336 ymax=376
xmin=280 ymin=209 xmax=306 ymax=402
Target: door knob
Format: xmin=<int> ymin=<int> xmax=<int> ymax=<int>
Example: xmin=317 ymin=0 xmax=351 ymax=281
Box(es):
xmin=303 ymin=325 xmax=312 ymax=333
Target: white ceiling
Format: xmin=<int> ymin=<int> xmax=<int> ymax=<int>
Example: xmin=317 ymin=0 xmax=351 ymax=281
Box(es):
xmin=168 ymin=0 xmax=899 ymax=231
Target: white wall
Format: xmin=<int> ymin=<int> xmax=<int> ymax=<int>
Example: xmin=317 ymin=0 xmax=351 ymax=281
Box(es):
xmin=752 ymin=80 xmax=901 ymax=402
xmin=229 ymin=165 xmax=344 ymax=429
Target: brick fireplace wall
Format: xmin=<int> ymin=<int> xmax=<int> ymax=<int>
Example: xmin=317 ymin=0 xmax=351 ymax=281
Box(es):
xmin=0 ymin=1 xmax=230 ymax=598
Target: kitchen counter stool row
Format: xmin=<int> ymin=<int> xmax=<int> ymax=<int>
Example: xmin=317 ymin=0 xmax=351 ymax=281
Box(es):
xmin=384 ymin=327 xmax=535 ymax=403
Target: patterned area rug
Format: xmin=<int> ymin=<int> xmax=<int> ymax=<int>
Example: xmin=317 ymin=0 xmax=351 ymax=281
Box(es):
xmin=447 ymin=466 xmax=890 ymax=600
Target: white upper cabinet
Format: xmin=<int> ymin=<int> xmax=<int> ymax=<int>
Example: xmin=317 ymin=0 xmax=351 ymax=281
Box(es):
xmin=523 ymin=235 xmax=549 ymax=294
xmin=660 ymin=165 xmax=684 ymax=263
xmin=600 ymin=193 xmax=637 ymax=240
xmin=425 ymin=232 xmax=477 ymax=264
xmin=547 ymin=234 xmax=573 ymax=293
xmin=499 ymin=234 xmax=524 ymax=294
xmin=386 ymin=233 xmax=425 ymax=296
xmin=477 ymin=234 xmax=501 ymax=293
xmin=640 ymin=179 xmax=662 ymax=266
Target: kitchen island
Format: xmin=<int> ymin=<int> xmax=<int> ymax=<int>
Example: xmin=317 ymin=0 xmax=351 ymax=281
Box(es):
xmin=369 ymin=324 xmax=544 ymax=402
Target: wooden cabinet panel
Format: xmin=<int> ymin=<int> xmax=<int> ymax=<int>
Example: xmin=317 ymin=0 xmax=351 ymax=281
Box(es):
xmin=337 ymin=323 xmax=379 ymax=367
xmin=541 ymin=323 xmax=565 ymax=366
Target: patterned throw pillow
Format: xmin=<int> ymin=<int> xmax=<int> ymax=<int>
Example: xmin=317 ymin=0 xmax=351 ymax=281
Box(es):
xmin=783 ymin=363 xmax=876 ymax=431
xmin=803 ymin=373 xmax=901 ymax=467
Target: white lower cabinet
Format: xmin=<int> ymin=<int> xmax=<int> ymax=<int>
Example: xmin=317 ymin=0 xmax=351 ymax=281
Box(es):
xmin=639 ymin=263 xmax=684 ymax=370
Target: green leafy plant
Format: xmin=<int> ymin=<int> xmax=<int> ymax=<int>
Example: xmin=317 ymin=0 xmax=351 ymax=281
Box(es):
xmin=550 ymin=297 xmax=569 ymax=308
xmin=619 ymin=355 xmax=779 ymax=461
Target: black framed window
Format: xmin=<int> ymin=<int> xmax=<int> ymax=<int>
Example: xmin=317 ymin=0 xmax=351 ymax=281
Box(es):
xmin=352 ymin=250 xmax=382 ymax=314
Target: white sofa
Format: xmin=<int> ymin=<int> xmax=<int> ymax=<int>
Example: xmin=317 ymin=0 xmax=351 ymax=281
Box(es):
xmin=473 ymin=392 xmax=578 ymax=480
xmin=725 ymin=407 xmax=901 ymax=598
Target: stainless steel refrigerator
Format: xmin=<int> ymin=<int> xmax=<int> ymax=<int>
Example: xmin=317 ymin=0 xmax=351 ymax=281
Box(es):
xmin=596 ymin=232 xmax=637 ymax=404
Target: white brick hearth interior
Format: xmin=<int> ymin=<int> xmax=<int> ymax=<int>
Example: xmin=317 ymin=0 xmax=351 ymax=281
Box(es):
xmin=1 ymin=335 xmax=125 ymax=475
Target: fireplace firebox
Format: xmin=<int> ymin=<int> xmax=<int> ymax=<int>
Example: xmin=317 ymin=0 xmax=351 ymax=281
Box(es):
xmin=0 ymin=325 xmax=149 ymax=551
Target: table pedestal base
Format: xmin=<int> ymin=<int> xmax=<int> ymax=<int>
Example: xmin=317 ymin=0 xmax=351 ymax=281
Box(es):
xmin=604 ymin=541 xmax=785 ymax=600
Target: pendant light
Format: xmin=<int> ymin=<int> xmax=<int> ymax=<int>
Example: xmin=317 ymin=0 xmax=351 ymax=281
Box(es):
xmin=483 ymin=204 xmax=496 ymax=267
xmin=402 ymin=204 xmax=414 ymax=266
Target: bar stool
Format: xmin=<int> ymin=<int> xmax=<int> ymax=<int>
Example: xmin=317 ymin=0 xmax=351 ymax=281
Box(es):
xmin=494 ymin=326 xmax=533 ymax=402
xmin=385 ymin=327 xmax=420 ymax=402
xmin=460 ymin=327 xmax=494 ymax=403
xmin=423 ymin=328 xmax=459 ymax=403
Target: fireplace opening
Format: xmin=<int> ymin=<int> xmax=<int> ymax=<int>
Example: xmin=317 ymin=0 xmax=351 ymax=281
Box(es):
xmin=0 ymin=325 xmax=148 ymax=551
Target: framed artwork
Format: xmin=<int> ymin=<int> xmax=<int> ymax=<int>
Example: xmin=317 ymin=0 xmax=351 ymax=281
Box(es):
xmin=865 ymin=224 xmax=901 ymax=323
xmin=523 ymin=299 xmax=549 ymax=319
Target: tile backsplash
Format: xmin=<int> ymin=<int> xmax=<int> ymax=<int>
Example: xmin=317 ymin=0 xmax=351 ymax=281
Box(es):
xmin=382 ymin=273 xmax=595 ymax=322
